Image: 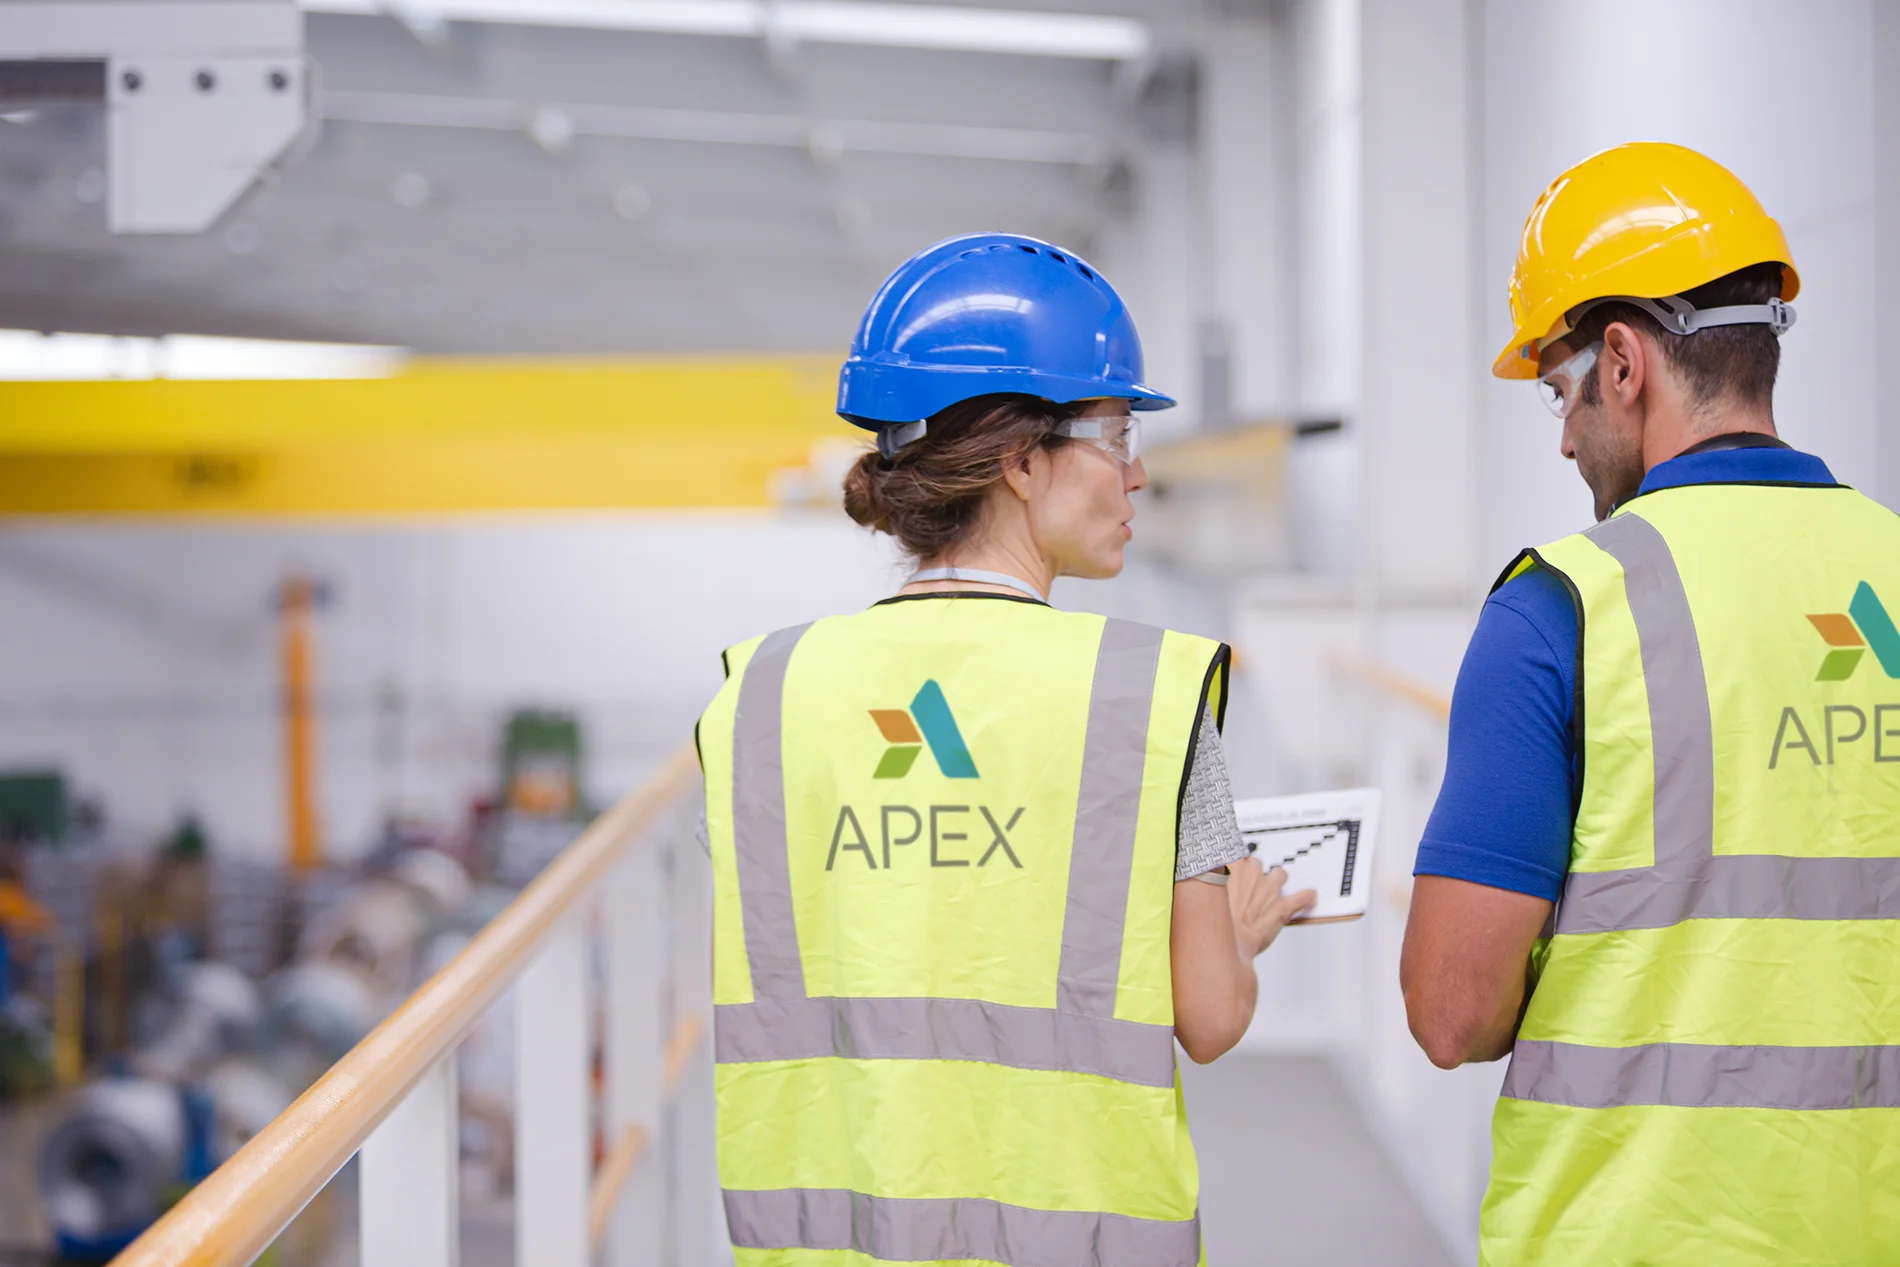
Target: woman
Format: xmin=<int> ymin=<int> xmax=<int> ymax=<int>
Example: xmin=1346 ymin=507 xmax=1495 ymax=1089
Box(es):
xmin=698 ymin=233 xmax=1313 ymax=1267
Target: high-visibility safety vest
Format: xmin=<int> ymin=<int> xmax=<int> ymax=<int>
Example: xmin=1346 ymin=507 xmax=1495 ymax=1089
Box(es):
xmin=697 ymin=595 xmax=1229 ymax=1267
xmin=1480 ymin=480 xmax=1900 ymax=1265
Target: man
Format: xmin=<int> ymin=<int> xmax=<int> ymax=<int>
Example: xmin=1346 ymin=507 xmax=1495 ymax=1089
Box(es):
xmin=1401 ymin=141 xmax=1900 ymax=1264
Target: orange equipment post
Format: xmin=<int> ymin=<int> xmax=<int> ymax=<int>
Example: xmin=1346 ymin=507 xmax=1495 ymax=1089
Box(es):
xmin=281 ymin=574 xmax=323 ymax=871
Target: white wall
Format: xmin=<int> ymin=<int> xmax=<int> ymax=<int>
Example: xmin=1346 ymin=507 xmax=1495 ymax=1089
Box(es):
xmin=1480 ymin=0 xmax=1882 ymax=562
xmin=0 ymin=515 xmax=902 ymax=861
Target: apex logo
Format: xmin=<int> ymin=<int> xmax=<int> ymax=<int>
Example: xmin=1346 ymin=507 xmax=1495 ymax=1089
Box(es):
xmin=1807 ymin=583 xmax=1900 ymax=681
xmin=868 ymin=681 xmax=979 ymax=780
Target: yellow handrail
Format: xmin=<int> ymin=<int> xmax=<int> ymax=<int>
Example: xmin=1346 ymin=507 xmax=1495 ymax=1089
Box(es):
xmin=112 ymin=743 xmax=703 ymax=1267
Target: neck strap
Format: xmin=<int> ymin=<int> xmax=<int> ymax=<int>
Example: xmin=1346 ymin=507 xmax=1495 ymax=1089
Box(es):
xmin=909 ymin=567 xmax=1047 ymax=602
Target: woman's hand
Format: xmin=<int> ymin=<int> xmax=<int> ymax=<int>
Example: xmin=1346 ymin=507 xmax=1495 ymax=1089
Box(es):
xmin=1226 ymin=857 xmax=1317 ymax=959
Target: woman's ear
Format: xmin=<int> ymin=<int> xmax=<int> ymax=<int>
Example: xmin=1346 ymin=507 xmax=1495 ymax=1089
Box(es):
xmin=1001 ymin=444 xmax=1042 ymax=502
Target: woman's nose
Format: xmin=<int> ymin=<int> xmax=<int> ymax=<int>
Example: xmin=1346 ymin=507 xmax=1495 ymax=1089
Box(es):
xmin=1126 ymin=455 xmax=1149 ymax=493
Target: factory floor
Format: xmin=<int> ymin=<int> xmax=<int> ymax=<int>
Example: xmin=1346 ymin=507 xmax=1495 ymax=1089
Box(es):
xmin=0 ymin=1097 xmax=56 ymax=1257
xmin=1183 ymin=1052 xmax=1454 ymax=1267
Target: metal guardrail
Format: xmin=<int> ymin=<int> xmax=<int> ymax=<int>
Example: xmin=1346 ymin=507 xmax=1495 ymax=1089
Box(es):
xmin=111 ymin=744 xmax=704 ymax=1267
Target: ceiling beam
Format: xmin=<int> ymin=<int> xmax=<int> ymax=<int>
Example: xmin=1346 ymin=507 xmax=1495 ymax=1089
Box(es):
xmin=302 ymin=0 xmax=1152 ymax=61
xmin=320 ymin=88 xmax=1112 ymax=165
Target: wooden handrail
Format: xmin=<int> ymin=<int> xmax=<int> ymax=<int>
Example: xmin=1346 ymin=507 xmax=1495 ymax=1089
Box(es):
xmin=663 ymin=1013 xmax=707 ymax=1095
xmin=588 ymin=1125 xmax=649 ymax=1249
xmin=586 ymin=1012 xmax=709 ymax=1248
xmin=1333 ymin=654 xmax=1452 ymax=722
xmin=112 ymin=743 xmax=702 ymax=1267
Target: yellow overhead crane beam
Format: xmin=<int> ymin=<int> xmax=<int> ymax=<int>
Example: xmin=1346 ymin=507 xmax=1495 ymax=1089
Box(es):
xmin=0 ymin=353 xmax=849 ymax=516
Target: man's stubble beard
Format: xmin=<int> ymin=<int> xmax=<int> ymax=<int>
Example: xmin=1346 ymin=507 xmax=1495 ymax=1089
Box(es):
xmin=1570 ymin=405 xmax=1645 ymax=522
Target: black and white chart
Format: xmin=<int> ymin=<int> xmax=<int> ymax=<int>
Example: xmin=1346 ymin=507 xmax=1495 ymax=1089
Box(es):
xmin=1232 ymin=788 xmax=1383 ymax=923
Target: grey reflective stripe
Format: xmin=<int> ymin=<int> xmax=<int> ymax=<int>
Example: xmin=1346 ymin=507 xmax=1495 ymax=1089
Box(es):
xmin=732 ymin=623 xmax=813 ymax=1000
xmin=1557 ymin=854 xmax=1900 ymax=933
xmin=1057 ymin=619 xmax=1165 ymax=1017
xmin=1551 ymin=514 xmax=1900 ymax=934
xmin=714 ymin=995 xmax=1176 ymax=1087
xmin=724 ymin=1187 xmax=1200 ymax=1267
xmin=1503 ymin=1039 xmax=1900 ymax=1110
xmin=1584 ymin=513 xmax=1713 ymax=875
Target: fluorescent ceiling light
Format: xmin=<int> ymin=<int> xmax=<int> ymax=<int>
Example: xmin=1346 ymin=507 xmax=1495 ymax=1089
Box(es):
xmin=0 ymin=330 xmax=406 ymax=381
xmin=302 ymin=0 xmax=1152 ymax=61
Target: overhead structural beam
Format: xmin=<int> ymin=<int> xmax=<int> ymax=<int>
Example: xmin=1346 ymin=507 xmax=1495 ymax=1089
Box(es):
xmin=0 ymin=354 xmax=851 ymax=515
xmin=321 ymin=88 xmax=1111 ymax=166
xmin=302 ymin=0 xmax=1152 ymax=61
xmin=0 ymin=1 xmax=313 ymax=233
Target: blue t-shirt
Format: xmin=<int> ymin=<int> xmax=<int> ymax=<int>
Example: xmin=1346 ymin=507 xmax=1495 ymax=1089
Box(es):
xmin=1414 ymin=440 xmax=1840 ymax=901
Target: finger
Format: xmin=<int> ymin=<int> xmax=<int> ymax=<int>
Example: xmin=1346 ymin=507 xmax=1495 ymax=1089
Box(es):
xmin=1259 ymin=866 xmax=1288 ymax=899
xmin=1284 ymin=888 xmax=1318 ymax=914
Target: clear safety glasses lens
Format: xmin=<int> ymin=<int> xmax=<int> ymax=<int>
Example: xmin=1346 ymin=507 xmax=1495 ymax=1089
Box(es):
xmin=1535 ymin=342 xmax=1600 ymax=419
xmin=1057 ymin=414 xmax=1141 ymax=464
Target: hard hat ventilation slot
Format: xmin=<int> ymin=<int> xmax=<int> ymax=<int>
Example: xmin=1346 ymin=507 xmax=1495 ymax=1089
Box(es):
xmin=1019 ymin=245 xmax=1038 ymax=254
xmin=1078 ymin=265 xmax=1095 ymax=279
xmin=1049 ymin=251 xmax=1066 ymax=262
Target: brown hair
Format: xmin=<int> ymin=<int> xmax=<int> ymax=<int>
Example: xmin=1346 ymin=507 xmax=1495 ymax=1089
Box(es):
xmin=1574 ymin=262 xmax=1786 ymax=410
xmin=842 ymin=394 xmax=1090 ymax=559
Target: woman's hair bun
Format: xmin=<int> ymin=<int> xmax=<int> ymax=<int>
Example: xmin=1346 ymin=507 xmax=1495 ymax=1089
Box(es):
xmin=841 ymin=395 xmax=1086 ymax=560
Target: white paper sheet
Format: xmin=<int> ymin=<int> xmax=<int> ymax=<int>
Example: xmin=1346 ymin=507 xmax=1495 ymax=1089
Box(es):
xmin=1232 ymin=787 xmax=1382 ymax=923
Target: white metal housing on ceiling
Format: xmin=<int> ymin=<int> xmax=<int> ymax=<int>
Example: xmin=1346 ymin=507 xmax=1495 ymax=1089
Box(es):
xmin=300 ymin=0 xmax=1153 ymax=60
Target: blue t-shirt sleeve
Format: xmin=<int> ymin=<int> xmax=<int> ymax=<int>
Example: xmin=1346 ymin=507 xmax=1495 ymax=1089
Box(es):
xmin=1413 ymin=566 xmax=1578 ymax=901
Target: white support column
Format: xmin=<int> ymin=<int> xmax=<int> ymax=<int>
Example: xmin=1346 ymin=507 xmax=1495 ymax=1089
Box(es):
xmin=1877 ymin=0 xmax=1900 ymax=511
xmin=1358 ymin=0 xmax=1478 ymax=601
xmin=604 ymin=848 xmax=664 ymax=1267
xmin=359 ymin=1055 xmax=460 ymax=1267
xmin=1200 ymin=7 xmax=1294 ymax=423
xmin=515 ymin=914 xmax=590 ymax=1267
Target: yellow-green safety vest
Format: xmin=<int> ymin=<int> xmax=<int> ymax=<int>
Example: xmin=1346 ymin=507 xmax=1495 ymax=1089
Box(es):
xmin=1481 ymin=481 xmax=1900 ymax=1266
xmin=697 ymin=595 xmax=1229 ymax=1267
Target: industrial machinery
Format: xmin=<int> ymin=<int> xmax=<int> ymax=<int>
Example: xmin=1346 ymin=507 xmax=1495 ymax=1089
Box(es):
xmin=34 ymin=849 xmax=474 ymax=1258
xmin=37 ymin=962 xmax=283 ymax=1260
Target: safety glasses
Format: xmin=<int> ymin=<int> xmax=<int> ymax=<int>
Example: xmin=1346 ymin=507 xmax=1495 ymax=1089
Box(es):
xmin=1535 ymin=341 xmax=1600 ymax=419
xmin=1056 ymin=413 xmax=1141 ymax=464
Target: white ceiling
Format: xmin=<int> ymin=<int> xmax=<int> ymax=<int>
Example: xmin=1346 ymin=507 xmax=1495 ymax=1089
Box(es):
xmin=0 ymin=1 xmax=1221 ymax=354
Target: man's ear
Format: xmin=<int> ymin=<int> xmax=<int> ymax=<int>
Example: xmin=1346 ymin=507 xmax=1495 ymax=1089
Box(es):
xmin=1600 ymin=320 xmax=1647 ymax=408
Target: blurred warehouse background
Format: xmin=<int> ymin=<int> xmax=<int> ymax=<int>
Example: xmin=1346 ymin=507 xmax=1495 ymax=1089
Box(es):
xmin=0 ymin=0 xmax=1896 ymax=1263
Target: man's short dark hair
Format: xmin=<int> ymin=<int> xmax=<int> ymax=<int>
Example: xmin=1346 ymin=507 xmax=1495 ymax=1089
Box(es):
xmin=1573 ymin=261 xmax=1786 ymax=409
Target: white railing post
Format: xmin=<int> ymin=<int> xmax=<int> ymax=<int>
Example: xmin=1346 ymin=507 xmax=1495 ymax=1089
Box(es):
xmin=516 ymin=913 xmax=590 ymax=1267
xmin=667 ymin=834 xmax=726 ymax=1265
xmin=603 ymin=847 xmax=665 ymax=1266
xmin=359 ymin=1055 xmax=460 ymax=1267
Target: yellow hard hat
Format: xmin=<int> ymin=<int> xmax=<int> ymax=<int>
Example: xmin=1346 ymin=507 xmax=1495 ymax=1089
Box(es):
xmin=1494 ymin=141 xmax=1800 ymax=379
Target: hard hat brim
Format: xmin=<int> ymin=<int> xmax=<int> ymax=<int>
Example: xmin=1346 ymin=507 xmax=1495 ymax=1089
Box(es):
xmin=838 ymin=361 xmax=1177 ymax=430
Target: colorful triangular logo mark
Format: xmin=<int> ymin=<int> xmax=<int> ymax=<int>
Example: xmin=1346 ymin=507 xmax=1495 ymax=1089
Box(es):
xmin=1808 ymin=582 xmax=1900 ymax=681
xmin=868 ymin=680 xmax=979 ymax=779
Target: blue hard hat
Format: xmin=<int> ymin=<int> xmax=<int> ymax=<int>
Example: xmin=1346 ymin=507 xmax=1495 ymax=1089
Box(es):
xmin=837 ymin=232 xmax=1176 ymax=431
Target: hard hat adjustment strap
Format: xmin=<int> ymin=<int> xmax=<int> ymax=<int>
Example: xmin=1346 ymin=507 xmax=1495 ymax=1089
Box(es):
xmin=1566 ymin=293 xmax=1797 ymax=340
xmin=877 ymin=419 xmax=928 ymax=459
